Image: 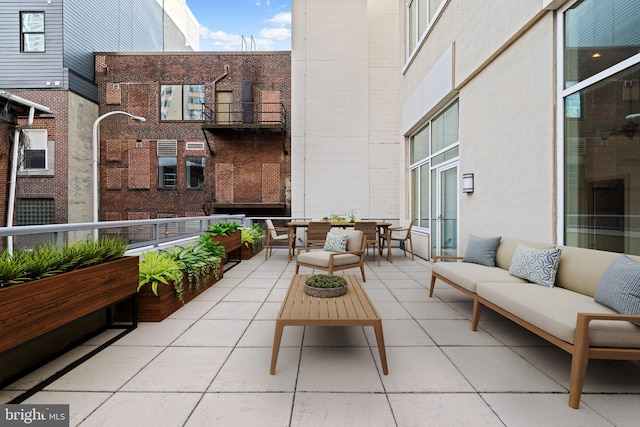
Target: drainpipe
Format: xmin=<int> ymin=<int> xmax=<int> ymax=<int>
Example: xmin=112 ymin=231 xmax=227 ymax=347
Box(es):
xmin=7 ymin=106 xmax=36 ymax=255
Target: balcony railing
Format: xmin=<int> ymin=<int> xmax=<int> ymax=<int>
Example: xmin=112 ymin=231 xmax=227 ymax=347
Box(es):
xmin=201 ymin=102 xmax=286 ymax=131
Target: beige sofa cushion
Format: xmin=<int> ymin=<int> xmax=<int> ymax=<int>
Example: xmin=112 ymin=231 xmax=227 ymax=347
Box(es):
xmin=477 ymin=281 xmax=640 ymax=348
xmin=297 ymin=251 xmax=360 ymax=268
xmin=495 ymin=238 xmax=555 ymax=270
xmin=330 ymin=229 xmax=363 ymax=252
xmin=555 ymin=246 xmax=640 ymax=297
xmin=433 ymin=261 xmax=527 ymax=294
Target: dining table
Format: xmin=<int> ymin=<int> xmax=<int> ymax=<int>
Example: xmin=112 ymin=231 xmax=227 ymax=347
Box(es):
xmin=286 ymin=220 xmax=395 ymax=262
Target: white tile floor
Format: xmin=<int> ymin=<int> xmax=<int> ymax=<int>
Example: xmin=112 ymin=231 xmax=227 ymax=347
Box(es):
xmin=2 ymin=248 xmax=640 ymax=426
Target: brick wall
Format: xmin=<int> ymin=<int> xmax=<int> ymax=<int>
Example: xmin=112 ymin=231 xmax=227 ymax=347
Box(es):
xmin=95 ymin=52 xmax=291 ymax=219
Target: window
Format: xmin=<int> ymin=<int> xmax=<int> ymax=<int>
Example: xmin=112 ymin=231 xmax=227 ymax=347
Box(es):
xmin=16 ymin=198 xmax=54 ymax=225
xmin=20 ymin=12 xmax=45 ymax=52
xmin=409 ymin=100 xmax=459 ymax=229
xmin=407 ymin=0 xmax=444 ymax=56
xmin=158 ymin=157 xmax=177 ymax=189
xmin=21 ymin=129 xmax=47 ymax=170
xmin=160 ymin=84 xmax=205 ymax=120
xmin=562 ymin=0 xmax=640 ymax=254
xmin=186 ymin=157 xmax=205 ymax=189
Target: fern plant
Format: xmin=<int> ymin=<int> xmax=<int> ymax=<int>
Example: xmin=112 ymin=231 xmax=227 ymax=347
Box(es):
xmin=206 ymin=221 xmax=239 ymax=236
xmin=138 ymin=251 xmax=185 ymax=302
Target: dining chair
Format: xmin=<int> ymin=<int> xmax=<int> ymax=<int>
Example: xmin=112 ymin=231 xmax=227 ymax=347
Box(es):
xmin=354 ymin=221 xmax=380 ymax=266
xmin=305 ymin=221 xmax=332 ymax=247
xmin=295 ymin=229 xmax=367 ymax=281
xmin=264 ymin=219 xmax=293 ymax=261
xmin=388 ymin=219 xmax=415 ymax=260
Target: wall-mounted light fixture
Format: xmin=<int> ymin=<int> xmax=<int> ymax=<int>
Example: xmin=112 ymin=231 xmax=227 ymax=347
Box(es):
xmin=462 ymin=173 xmax=474 ymax=194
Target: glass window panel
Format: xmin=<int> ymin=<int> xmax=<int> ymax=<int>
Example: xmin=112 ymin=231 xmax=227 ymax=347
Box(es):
xmin=431 ymin=100 xmax=459 ymax=153
xmin=410 ymin=123 xmax=429 ymax=164
xmin=419 ymin=163 xmax=430 ymax=228
xmin=564 ymin=0 xmax=640 ymax=88
xmin=411 ymin=168 xmax=419 ymax=226
xmin=429 ymin=0 xmax=442 ymax=20
xmin=186 ymin=156 xmax=205 ymax=188
xmin=22 ymin=12 xmax=44 ymax=32
xmin=183 ymin=85 xmax=205 ymax=120
xmin=23 ymin=34 xmax=44 ymax=52
xmin=408 ymin=0 xmax=417 ymax=54
xmin=418 ymin=0 xmax=428 ymax=40
xmin=25 ymin=150 xmax=46 ymax=169
xmin=158 ymin=157 xmax=177 ymax=188
xmin=564 ymin=63 xmax=640 ymax=253
xmin=160 ymin=85 xmax=183 ymax=120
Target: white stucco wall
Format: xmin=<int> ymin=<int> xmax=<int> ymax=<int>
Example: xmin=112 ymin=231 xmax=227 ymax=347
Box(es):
xmin=291 ymin=0 xmax=402 ymax=222
xmin=401 ymin=0 xmax=563 ymax=255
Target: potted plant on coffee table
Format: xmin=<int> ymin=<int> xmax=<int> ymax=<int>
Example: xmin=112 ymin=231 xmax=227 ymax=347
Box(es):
xmin=304 ymin=274 xmax=348 ymax=298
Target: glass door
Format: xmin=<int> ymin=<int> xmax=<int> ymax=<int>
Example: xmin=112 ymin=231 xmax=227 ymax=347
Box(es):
xmin=432 ymin=162 xmax=459 ymax=257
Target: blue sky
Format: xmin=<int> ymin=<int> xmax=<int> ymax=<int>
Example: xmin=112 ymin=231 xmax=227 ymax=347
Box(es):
xmin=186 ymin=0 xmax=291 ymax=51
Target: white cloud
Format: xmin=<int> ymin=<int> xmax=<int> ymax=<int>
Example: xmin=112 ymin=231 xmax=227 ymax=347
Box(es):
xmin=260 ymin=27 xmax=290 ymax=41
xmin=267 ymin=12 xmax=291 ymax=26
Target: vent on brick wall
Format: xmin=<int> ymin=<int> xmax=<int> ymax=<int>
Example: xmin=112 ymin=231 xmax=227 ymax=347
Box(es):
xmin=136 ymin=141 xmax=142 ymax=148
xmin=186 ymin=141 xmax=205 ymax=151
xmin=157 ymin=140 xmax=177 ymax=156
xmin=112 ymin=83 xmax=120 ymax=90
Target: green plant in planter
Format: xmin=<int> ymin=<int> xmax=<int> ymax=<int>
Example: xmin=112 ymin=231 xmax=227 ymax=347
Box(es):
xmin=0 ymin=237 xmax=127 ymax=288
xmin=207 ymin=221 xmax=240 ymax=236
xmin=241 ymin=223 xmax=266 ymax=248
xmin=196 ymin=234 xmax=226 ymax=258
xmin=163 ymin=242 xmax=222 ymax=292
xmin=305 ymin=274 xmax=348 ymax=289
xmin=138 ymin=250 xmax=185 ymax=302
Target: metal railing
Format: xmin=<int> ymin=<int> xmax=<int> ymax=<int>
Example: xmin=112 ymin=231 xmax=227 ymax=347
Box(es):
xmin=0 ymin=215 xmax=401 ymax=254
xmin=202 ymin=102 xmax=286 ymax=127
xmin=0 ymin=214 xmax=246 ymax=254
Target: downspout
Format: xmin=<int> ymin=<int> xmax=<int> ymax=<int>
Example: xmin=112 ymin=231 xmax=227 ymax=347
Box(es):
xmin=7 ymin=106 xmax=36 ymax=255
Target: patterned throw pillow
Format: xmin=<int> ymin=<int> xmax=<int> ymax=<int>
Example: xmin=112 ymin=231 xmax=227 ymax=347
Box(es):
xmin=323 ymin=233 xmax=348 ymax=252
xmin=508 ymin=243 xmax=562 ymax=288
xmin=463 ymin=234 xmax=501 ymax=267
xmin=595 ymin=254 xmax=640 ymax=326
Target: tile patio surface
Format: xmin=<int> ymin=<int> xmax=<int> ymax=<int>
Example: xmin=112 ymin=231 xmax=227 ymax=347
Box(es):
xmin=2 ymin=248 xmax=640 ymax=426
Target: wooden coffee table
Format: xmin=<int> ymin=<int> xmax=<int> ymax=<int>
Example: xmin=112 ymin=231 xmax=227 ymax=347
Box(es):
xmin=270 ymin=274 xmax=388 ymax=375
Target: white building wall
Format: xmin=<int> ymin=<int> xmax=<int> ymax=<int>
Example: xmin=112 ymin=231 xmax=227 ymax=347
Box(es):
xmin=291 ymin=0 xmax=402 ymax=222
xmin=401 ymin=0 xmax=568 ymax=255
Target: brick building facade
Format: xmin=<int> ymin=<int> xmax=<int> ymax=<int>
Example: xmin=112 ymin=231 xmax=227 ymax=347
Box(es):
xmin=95 ymin=52 xmax=291 ymax=221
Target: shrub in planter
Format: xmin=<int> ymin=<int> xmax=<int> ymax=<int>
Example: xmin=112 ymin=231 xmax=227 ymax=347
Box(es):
xmin=204 ymin=221 xmax=241 ymax=261
xmin=241 ymin=224 xmax=266 ymax=259
xmin=0 ymin=237 xmax=128 ymax=288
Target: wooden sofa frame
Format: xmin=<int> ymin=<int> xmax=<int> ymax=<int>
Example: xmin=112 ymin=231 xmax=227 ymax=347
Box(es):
xmin=429 ymin=255 xmax=640 ymax=409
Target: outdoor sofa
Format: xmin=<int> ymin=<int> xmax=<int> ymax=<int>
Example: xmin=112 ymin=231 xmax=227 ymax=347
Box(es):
xmin=429 ymin=236 xmax=640 ymax=408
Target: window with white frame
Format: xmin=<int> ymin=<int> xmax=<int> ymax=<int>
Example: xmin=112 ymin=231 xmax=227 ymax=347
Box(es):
xmin=160 ymin=84 xmax=205 ymax=120
xmin=561 ymin=0 xmax=640 ymax=254
xmin=406 ymin=0 xmax=445 ymax=57
xmin=409 ymin=100 xmax=459 ymax=229
xmin=21 ymin=129 xmax=47 ymax=170
xmin=20 ymin=11 xmax=45 ymax=52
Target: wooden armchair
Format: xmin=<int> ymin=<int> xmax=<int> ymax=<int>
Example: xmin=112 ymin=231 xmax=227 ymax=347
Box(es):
xmin=388 ymin=219 xmax=415 ymax=260
xmin=264 ymin=219 xmax=293 ymax=261
xmin=305 ymin=221 xmax=332 ymax=247
xmin=354 ymin=221 xmax=380 ymax=266
xmin=295 ymin=229 xmax=367 ymax=281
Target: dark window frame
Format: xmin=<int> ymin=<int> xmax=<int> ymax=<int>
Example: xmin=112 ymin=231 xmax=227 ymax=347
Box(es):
xmin=20 ymin=11 xmax=45 ymax=53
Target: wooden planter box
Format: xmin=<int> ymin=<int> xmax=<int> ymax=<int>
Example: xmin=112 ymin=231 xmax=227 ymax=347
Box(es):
xmin=211 ymin=230 xmax=242 ymax=261
xmin=0 ymin=256 xmax=139 ymax=354
xmin=134 ymin=267 xmax=224 ymax=322
xmin=240 ymin=241 xmax=265 ymax=260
